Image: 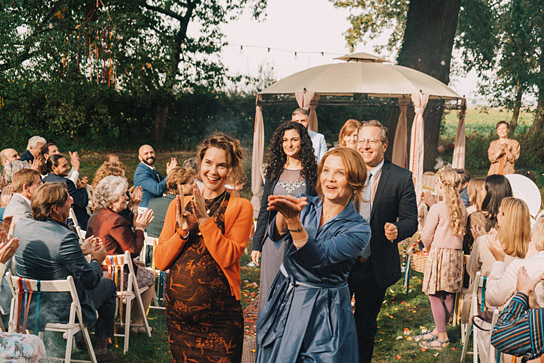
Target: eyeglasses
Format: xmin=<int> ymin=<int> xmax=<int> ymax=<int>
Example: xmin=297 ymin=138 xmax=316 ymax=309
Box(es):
xmin=357 ymin=138 xmax=382 ymax=146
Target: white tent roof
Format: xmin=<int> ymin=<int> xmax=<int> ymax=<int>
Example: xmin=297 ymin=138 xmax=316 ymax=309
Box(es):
xmin=260 ymin=61 xmax=461 ymax=100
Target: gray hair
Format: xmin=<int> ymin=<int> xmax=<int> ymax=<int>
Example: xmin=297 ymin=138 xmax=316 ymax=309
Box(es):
xmin=360 ymin=120 xmax=389 ymax=143
xmin=292 ymin=107 xmax=310 ymax=117
xmin=92 ymin=175 xmax=128 ymax=210
xmin=27 ymin=136 xmax=47 ymax=150
xmin=3 ymin=160 xmax=31 ymax=184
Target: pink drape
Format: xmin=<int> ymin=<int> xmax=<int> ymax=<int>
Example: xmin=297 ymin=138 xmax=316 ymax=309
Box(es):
xmin=251 ymin=95 xmax=264 ymax=217
xmin=295 ymin=90 xmax=320 ymax=132
xmin=452 ymin=97 xmax=467 ymax=169
xmin=409 ymin=92 xmax=429 ymax=205
xmin=392 ymin=97 xmax=410 ymax=168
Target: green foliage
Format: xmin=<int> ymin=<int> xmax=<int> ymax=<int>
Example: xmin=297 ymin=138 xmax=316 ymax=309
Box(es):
xmin=331 ymin=0 xmax=408 ymax=53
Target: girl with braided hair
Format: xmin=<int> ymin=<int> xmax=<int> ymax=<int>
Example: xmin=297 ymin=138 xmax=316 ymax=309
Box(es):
xmin=419 ymin=168 xmax=467 ymax=350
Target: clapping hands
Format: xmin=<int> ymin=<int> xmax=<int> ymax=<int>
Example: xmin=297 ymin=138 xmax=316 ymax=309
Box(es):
xmin=486 ymin=228 xmax=505 ymax=262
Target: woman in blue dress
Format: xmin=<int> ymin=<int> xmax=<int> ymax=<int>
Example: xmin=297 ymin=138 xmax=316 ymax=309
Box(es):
xmin=256 ymin=147 xmax=371 ymax=362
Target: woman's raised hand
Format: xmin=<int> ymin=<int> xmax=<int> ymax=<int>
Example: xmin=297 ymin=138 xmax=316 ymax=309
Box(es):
xmin=486 ymin=228 xmax=505 ymax=262
xmin=267 ymin=195 xmax=307 ymax=221
xmin=191 ymin=183 xmax=210 ymax=225
xmin=135 ymin=208 xmax=154 ymax=230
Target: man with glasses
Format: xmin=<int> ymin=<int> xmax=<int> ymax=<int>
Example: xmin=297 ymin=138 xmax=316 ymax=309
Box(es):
xmin=291 ymin=108 xmax=327 ymax=162
xmin=348 ymin=120 xmax=418 ymax=363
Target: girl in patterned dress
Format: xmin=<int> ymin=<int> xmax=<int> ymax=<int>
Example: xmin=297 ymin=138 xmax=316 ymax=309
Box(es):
xmin=419 ymin=168 xmax=467 ymax=350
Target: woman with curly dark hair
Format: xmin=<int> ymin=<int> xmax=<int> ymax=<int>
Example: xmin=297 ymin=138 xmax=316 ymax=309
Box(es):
xmin=251 ymin=121 xmax=318 ymax=311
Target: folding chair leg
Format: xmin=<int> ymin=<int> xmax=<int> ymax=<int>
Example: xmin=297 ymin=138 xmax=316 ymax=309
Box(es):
xmin=460 ymin=321 xmax=472 ymax=362
xmin=135 ymin=288 xmax=152 ymax=338
xmin=83 ymin=326 xmax=98 ymax=363
xmin=124 ymin=297 xmax=131 ymax=354
xmin=65 ymin=330 xmax=74 ymax=362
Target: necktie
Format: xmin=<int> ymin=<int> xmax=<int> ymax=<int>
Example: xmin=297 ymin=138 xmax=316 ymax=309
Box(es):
xmin=361 ymin=171 xmax=372 ymax=222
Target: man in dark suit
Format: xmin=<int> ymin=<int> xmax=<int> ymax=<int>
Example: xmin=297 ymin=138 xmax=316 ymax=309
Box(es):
xmin=348 ymin=120 xmax=418 ymax=363
xmin=43 ymin=154 xmax=90 ymax=229
xmin=13 ymin=183 xmax=117 ymax=362
xmin=4 ymin=168 xmax=42 ymax=223
xmin=19 ymin=136 xmax=46 ymax=163
xmin=133 ymin=144 xmax=177 ymax=208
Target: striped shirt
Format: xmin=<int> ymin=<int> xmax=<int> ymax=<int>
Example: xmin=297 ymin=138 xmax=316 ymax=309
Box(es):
xmin=491 ymin=292 xmax=544 ymax=360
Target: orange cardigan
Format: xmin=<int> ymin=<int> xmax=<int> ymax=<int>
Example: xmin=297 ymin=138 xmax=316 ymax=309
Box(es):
xmin=154 ymin=195 xmax=253 ymax=300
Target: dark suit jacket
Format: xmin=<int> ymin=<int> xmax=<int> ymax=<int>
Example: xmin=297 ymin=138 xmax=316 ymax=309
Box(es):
xmin=13 ymin=218 xmax=103 ymax=329
xmin=252 ymin=174 xmax=316 ymax=252
xmin=43 ymin=173 xmax=89 ymax=229
xmin=19 ymin=150 xmax=34 ymax=162
xmin=133 ymin=162 xmax=166 ymax=208
xmin=367 ymin=159 xmax=418 ymax=289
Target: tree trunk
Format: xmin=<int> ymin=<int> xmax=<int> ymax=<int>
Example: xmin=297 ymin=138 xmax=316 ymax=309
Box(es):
xmin=397 ymin=0 xmax=461 ymax=171
xmin=530 ymin=42 xmax=544 ymax=133
xmin=510 ymin=82 xmax=523 ymax=133
xmin=153 ymin=103 xmax=169 ymax=141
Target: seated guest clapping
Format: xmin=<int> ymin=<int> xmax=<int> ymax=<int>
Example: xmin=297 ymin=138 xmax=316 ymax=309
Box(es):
xmin=486 ymin=213 xmax=544 ymax=309
xmin=4 ymin=168 xmax=42 ymax=224
xmin=86 ymin=175 xmax=155 ymax=331
xmin=491 ymin=267 xmax=544 ymax=361
xmin=43 ymin=154 xmax=90 ymax=229
xmin=13 ymin=183 xmax=118 ymax=362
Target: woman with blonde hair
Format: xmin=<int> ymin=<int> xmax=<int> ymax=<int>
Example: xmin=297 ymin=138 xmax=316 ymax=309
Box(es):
xmin=486 ymin=205 xmax=542 ymax=308
xmin=155 ymin=133 xmax=253 ymax=362
xmin=468 ymin=196 xmax=531 ymax=280
xmin=419 ymin=168 xmax=467 ymax=350
xmin=338 ymin=119 xmax=361 ymax=149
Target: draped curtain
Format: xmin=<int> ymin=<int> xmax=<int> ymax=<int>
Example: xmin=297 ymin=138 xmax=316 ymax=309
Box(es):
xmin=452 ymin=97 xmax=467 ymax=169
xmin=391 ymin=97 xmax=410 ymax=168
xmin=251 ymin=95 xmax=264 ymax=217
xmin=409 ymin=92 xmax=429 ymax=205
xmin=295 ymin=90 xmax=320 ymax=132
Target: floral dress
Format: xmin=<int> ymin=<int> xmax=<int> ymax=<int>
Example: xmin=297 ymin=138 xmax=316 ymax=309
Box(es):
xmin=165 ymin=191 xmax=243 ymax=363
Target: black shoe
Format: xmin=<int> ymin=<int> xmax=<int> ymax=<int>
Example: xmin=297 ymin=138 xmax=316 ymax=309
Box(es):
xmin=95 ymin=350 xmax=118 ymax=363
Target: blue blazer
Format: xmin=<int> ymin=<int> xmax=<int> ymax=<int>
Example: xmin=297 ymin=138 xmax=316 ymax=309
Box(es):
xmin=133 ymin=162 xmax=167 ymax=208
xmin=308 ymin=129 xmax=327 ymax=162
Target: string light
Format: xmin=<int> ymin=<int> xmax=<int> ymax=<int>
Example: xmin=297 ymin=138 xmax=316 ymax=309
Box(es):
xmin=228 ymin=43 xmax=341 ymax=57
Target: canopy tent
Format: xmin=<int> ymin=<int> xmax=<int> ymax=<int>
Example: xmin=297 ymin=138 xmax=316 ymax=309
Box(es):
xmin=251 ymin=53 xmax=463 ymax=213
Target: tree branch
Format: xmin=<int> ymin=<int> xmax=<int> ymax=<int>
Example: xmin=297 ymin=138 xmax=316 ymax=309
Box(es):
xmin=142 ymin=3 xmax=184 ymax=22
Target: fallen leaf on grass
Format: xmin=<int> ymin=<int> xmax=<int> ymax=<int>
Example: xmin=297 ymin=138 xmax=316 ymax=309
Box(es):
xmin=406 ymin=336 xmax=413 ymax=341
xmin=396 ymin=355 xmax=402 ymax=359
xmin=451 ymin=347 xmax=456 ymax=351
xmin=421 ymin=347 xmax=427 ymax=352
xmin=389 ymin=288 xmax=395 ymax=293
xmin=388 ymin=315 xmax=394 ymax=319
xmin=403 ymin=328 xmax=411 ymax=335
xmin=396 ymin=336 xmax=403 ymax=340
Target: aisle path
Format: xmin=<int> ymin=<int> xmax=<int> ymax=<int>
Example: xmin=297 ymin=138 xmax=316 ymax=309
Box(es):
xmin=242 ymin=297 xmax=258 ymax=363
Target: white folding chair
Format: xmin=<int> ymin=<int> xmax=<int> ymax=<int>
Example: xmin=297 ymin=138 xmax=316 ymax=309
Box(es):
xmin=487 ymin=308 xmax=500 ymax=363
xmin=461 ymin=271 xmax=489 ymax=363
xmin=459 ymin=255 xmax=471 ymax=344
xmin=69 ymin=208 xmax=86 ymax=244
xmin=142 ymin=235 xmax=166 ymax=310
xmin=6 ymin=273 xmax=97 ymax=363
xmin=103 ymin=251 xmax=152 ymax=353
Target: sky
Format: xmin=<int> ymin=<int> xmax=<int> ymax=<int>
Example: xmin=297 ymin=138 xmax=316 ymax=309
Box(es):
xmin=217 ymin=0 xmax=483 ymax=104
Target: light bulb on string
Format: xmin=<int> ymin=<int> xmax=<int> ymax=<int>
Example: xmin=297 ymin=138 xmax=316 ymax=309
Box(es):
xmin=294 ymin=51 xmax=297 ymax=59
xmin=240 ymin=45 xmax=243 ymax=54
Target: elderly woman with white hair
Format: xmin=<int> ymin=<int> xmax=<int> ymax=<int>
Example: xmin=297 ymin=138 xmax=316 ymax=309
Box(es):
xmin=86 ymin=175 xmax=155 ymax=332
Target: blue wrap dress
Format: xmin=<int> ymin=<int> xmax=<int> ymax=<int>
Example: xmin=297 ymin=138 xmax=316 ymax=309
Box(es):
xmin=256 ymin=195 xmax=371 ymax=362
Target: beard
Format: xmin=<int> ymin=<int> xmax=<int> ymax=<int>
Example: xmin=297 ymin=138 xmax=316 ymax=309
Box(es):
xmin=143 ymin=156 xmax=155 ymax=166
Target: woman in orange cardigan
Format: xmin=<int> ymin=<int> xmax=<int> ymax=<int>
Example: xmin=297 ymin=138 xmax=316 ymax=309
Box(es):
xmin=154 ymin=134 xmax=253 ymax=363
